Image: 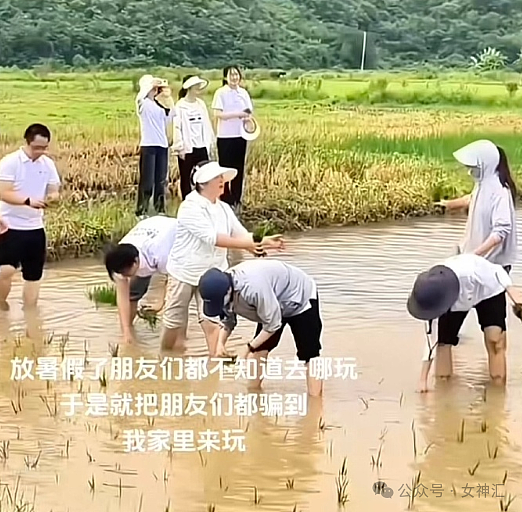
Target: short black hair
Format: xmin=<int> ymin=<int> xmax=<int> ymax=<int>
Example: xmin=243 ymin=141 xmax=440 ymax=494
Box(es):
xmin=104 ymin=243 xmax=139 ymax=280
xmin=24 ymin=123 xmax=51 ymax=143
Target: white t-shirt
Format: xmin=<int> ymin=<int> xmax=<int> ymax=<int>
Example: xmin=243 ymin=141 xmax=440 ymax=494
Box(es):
xmin=211 ymin=85 xmax=254 ymax=138
xmin=0 ymin=148 xmax=61 ymax=230
xmin=443 ymin=253 xmax=512 ymax=312
xmin=138 ymin=98 xmax=174 ymax=148
xmin=185 ymin=103 xmax=205 ymax=148
xmin=166 ymin=191 xmax=249 ymax=286
xmin=120 ymin=216 xmax=178 ymax=276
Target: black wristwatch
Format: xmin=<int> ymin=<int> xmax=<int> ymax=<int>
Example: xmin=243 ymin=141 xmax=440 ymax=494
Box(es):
xmin=247 ymin=342 xmax=254 ymax=352
xmin=24 ymin=197 xmax=30 ymax=206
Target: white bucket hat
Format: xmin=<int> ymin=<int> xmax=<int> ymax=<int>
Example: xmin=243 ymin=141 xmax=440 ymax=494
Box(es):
xmin=240 ymin=116 xmax=261 ymax=141
xmin=192 ymin=161 xmax=237 ymax=185
xmin=182 ymin=75 xmax=209 ymax=90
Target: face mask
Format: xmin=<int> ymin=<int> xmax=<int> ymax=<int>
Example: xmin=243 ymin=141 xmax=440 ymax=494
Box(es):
xmin=467 ymin=165 xmax=481 ymax=179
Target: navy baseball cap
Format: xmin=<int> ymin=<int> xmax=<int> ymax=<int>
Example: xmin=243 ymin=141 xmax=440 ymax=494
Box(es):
xmin=198 ymin=268 xmax=232 ymax=317
xmin=407 ymin=265 xmax=460 ymax=320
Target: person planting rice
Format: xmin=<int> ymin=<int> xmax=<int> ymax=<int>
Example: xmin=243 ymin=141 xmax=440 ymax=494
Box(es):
xmin=104 ymin=215 xmax=178 ymax=344
xmin=197 ymin=259 xmax=324 ymax=397
xmin=161 ymin=160 xmax=284 ymax=354
xmin=437 ymin=139 xmax=517 ymax=268
xmin=0 ymin=123 xmax=61 ymax=311
xmin=407 ymin=253 xmax=522 ymax=393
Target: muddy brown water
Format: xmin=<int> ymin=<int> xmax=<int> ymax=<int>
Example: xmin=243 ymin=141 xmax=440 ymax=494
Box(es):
xmin=1 ymin=212 xmax=522 ymax=512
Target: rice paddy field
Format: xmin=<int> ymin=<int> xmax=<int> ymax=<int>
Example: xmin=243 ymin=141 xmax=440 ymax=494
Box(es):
xmin=2 ymin=68 xmax=522 ymax=258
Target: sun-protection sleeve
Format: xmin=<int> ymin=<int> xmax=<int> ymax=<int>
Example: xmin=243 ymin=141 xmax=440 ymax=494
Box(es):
xmin=225 ymin=204 xmax=249 ymax=237
xmin=490 ymin=189 xmax=514 ymax=240
xmin=241 ymin=283 xmax=282 ymax=333
xmin=177 ymin=201 xmax=217 ymax=247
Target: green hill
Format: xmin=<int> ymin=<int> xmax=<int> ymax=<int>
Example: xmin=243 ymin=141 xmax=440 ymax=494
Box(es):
xmin=1 ymin=0 xmax=522 ymax=69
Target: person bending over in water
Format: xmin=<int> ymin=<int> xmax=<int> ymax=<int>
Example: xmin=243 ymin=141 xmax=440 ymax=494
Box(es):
xmin=104 ymin=215 xmax=178 ymax=344
xmin=198 ymin=259 xmax=324 ymax=397
xmin=407 ymin=253 xmax=522 ymax=393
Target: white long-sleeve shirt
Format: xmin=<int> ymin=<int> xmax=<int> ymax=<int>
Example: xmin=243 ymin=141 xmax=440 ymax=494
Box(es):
xmin=166 ymin=191 xmax=249 ymax=286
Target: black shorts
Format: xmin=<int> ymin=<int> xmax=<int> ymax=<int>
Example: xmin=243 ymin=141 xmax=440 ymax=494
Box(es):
xmin=0 ymin=228 xmax=46 ymax=281
xmin=129 ymin=275 xmax=152 ymax=302
xmin=437 ymin=292 xmax=507 ymax=346
xmin=252 ymin=297 xmax=322 ymax=363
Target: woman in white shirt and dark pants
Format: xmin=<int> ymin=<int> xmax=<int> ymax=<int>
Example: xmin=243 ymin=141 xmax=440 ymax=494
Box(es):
xmin=211 ymin=66 xmax=253 ymax=209
xmin=174 ymin=75 xmax=216 ymax=200
xmin=135 ymin=76 xmax=176 ymax=218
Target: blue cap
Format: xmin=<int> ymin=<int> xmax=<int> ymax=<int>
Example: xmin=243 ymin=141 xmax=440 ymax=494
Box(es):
xmin=198 ymin=268 xmax=232 ymax=317
xmin=407 ymin=265 xmax=460 ymax=320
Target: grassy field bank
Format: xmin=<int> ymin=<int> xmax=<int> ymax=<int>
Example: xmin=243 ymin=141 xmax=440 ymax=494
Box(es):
xmin=2 ymin=69 xmax=522 ymax=260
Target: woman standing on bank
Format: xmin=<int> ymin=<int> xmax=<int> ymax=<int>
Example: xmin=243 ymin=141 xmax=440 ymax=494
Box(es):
xmin=211 ymin=65 xmax=254 ymax=209
xmin=135 ymin=75 xmax=176 ymax=218
xmin=174 ymin=75 xmax=216 ymax=200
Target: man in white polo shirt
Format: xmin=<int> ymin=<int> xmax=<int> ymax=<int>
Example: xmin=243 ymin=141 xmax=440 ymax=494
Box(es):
xmin=104 ymin=215 xmax=178 ymax=344
xmin=0 ymin=123 xmax=61 ymax=310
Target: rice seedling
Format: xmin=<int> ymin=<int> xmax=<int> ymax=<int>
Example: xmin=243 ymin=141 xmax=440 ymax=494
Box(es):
xmin=252 ymin=486 xmax=261 ymax=505
xmin=481 ymin=420 xmax=488 ymax=432
xmin=423 ymin=442 xmax=434 ymax=455
xmin=40 ymin=393 xmax=58 ymax=417
xmin=335 ymin=457 xmax=349 ymax=505
xmin=411 ymin=420 xmax=417 ymax=457
xmin=286 ymin=478 xmax=295 ymax=489
xmin=499 ymin=493 xmax=516 ymax=511
xmin=88 ymin=474 xmax=95 ymax=493
xmin=457 ymin=419 xmax=465 ymax=443
xmin=0 ymin=441 xmax=9 ymax=462
xmin=407 ymin=471 xmax=422 ymax=510
xmin=0 ymin=477 xmax=36 ymax=512
xmin=467 ymin=460 xmax=480 ymax=476
xmin=487 ymin=441 xmax=499 ymax=459
xmin=137 ymin=307 xmax=159 ymax=329
xmin=370 ymin=442 xmax=383 ymax=469
xmin=24 ymin=451 xmax=41 ymax=469
xmin=87 ymin=284 xmax=117 ymax=306
xmin=207 ymin=505 xmax=215 ymax=512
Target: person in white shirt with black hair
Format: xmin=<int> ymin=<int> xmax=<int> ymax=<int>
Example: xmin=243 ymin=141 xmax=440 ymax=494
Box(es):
xmin=407 ymin=253 xmax=522 ymax=393
xmin=135 ymin=75 xmax=178 ymax=218
xmin=174 ymin=75 xmax=216 ymax=200
xmin=161 ymin=160 xmax=284 ymax=354
xmin=0 ymin=123 xmax=61 ymax=311
xmin=211 ymin=65 xmax=254 ymax=209
xmin=104 ymin=215 xmax=178 ymax=344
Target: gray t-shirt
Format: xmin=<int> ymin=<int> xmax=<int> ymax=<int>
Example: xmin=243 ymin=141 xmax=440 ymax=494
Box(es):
xmin=221 ymin=259 xmax=317 ymax=333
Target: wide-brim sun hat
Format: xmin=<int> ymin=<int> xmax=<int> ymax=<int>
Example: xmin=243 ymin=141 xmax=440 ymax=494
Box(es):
xmin=407 ymin=265 xmax=460 ymax=321
xmin=453 ymin=139 xmax=499 ymax=167
xmin=240 ymin=116 xmax=261 ymax=141
xmin=182 ymin=75 xmax=209 ymax=91
xmin=192 ymin=161 xmax=237 ymax=185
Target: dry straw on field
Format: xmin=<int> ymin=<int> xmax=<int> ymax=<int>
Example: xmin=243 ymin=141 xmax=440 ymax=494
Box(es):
xmin=1 ymin=102 xmax=521 ymax=258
